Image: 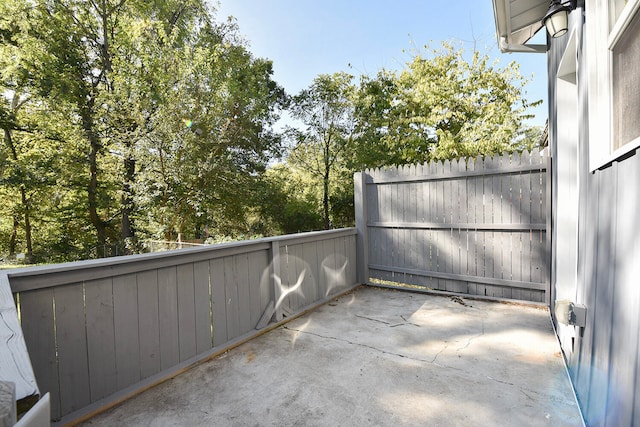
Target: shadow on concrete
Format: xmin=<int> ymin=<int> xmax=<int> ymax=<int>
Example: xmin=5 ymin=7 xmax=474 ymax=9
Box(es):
xmin=80 ymin=286 xmax=583 ymax=427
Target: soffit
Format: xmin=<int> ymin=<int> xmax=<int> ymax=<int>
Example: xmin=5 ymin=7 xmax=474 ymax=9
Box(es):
xmin=493 ymin=0 xmax=549 ymax=46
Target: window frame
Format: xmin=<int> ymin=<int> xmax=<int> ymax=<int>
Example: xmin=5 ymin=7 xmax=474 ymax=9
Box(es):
xmin=586 ymin=0 xmax=640 ymax=171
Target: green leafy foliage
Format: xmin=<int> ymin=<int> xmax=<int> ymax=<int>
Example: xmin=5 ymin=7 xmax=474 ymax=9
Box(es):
xmin=286 ymin=72 xmax=357 ymax=229
xmin=278 ymin=42 xmax=543 ymax=232
xmin=353 ymin=42 xmax=543 ymax=168
xmin=0 ymin=1 xmax=284 ymax=262
xmin=1 ymin=5 xmax=542 ymax=264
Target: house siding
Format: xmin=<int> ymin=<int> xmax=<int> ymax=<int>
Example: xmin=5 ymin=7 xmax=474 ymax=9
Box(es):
xmin=549 ymin=5 xmax=640 ymax=426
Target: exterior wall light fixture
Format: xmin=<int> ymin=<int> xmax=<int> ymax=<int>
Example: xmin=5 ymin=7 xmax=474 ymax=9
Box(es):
xmin=542 ymin=0 xmax=575 ymax=38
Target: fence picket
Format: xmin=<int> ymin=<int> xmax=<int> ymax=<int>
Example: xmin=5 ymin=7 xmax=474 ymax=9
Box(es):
xmin=467 ymin=159 xmax=478 ymax=295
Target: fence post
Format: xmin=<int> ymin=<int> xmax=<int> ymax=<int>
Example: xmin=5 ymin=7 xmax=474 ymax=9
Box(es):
xmin=354 ymin=171 xmax=369 ymax=285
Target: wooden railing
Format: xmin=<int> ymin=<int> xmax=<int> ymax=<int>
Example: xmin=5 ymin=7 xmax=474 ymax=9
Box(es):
xmin=4 ymin=229 xmax=358 ymax=425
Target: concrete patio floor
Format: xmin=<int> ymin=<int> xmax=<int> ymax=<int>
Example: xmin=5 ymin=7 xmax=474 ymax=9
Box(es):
xmin=81 ymin=286 xmax=583 ymax=426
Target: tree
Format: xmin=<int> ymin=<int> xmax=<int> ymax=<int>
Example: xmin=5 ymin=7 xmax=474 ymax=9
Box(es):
xmin=254 ymin=164 xmax=324 ymax=235
xmin=1 ymin=1 xmax=285 ymax=262
xmin=287 ymin=72 xmax=357 ymax=229
xmin=353 ymin=42 xmax=542 ymax=168
xmin=134 ymin=19 xmax=285 ymax=242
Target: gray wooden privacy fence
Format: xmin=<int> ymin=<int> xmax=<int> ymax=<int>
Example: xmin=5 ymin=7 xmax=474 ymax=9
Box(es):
xmin=354 ymin=149 xmax=550 ymax=304
xmin=4 ymin=229 xmax=357 ymax=425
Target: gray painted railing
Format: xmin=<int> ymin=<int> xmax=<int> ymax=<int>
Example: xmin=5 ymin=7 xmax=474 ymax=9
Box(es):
xmin=4 ymin=228 xmax=358 ymax=425
xmin=355 ymin=149 xmax=551 ymax=304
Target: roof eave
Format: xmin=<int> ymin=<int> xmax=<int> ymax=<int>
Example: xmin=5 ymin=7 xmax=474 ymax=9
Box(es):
xmin=492 ymin=0 xmax=548 ymax=53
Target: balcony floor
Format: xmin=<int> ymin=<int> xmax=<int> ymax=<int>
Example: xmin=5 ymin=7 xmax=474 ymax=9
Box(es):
xmin=81 ymin=286 xmax=583 ymax=426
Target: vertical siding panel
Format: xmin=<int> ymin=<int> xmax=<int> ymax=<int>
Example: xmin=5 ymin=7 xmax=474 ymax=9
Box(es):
xmin=380 ymin=181 xmax=389 ymax=223
xmin=112 ymin=274 xmax=140 ymax=390
xmin=392 ymin=181 xmax=401 ymax=280
xmin=574 ymin=170 xmax=598 ymax=404
xmin=419 ymin=166 xmax=430 ymax=288
xmin=296 ymin=243 xmax=309 ymax=308
xmin=455 ymin=160 xmax=466 ymax=293
xmin=483 ymin=156 xmax=496 ymax=296
xmin=495 ymin=158 xmax=504 ymax=290
xmin=443 ymin=160 xmax=452 ymax=291
xmin=606 ymin=156 xmax=640 ymax=427
xmin=431 ymin=166 xmax=439 ymax=286
xmin=467 ymin=161 xmax=478 ymax=295
xmin=84 ymin=278 xmax=117 ymax=401
xmin=529 ymin=165 xmax=543 ymax=299
xmin=158 ymin=266 xmax=179 ymax=370
xmin=484 ymin=155 xmax=497 ymax=297
xmin=407 ymin=181 xmax=417 ymax=280
xmin=321 ymin=238 xmax=336 ymax=296
xmin=448 ymin=160 xmax=459 ymax=292
xmin=476 ymin=157 xmax=488 ymax=295
xmin=501 ymin=154 xmax=513 ymax=299
xmin=458 ymin=160 xmax=469 ymax=293
xmin=281 ymin=244 xmax=295 ymax=310
xmin=518 ymin=153 xmax=530 ymax=301
xmin=340 ymin=236 xmax=350 ymax=289
xmin=436 ymin=162 xmax=446 ymax=290
xmin=175 ymin=264 xmax=196 ymax=362
xmin=137 ymin=270 xmax=160 ymax=379
xmin=521 ymin=167 xmax=534 ymax=301
xmin=369 ymin=226 xmax=379 ymax=271
xmin=210 ymin=258 xmax=227 ymax=347
xmin=286 ymin=244 xmax=298 ymax=309
xmin=372 ymin=181 xmax=382 ymax=272
xmin=369 ymin=180 xmax=379 ymax=224
xmin=19 ymin=289 xmax=61 ymax=419
xmin=534 ymin=163 xmax=545 ymax=286
xmin=511 ymin=164 xmax=524 ymax=301
xmin=248 ymin=250 xmax=269 ymax=328
xmin=331 ymin=237 xmax=344 ymax=291
xmin=223 ymin=256 xmax=241 ymax=340
xmin=235 ymin=253 xmax=252 ymax=333
xmin=540 ymin=151 xmax=550 ymax=303
xmin=193 ymin=260 xmax=212 ymax=354
xmin=347 ymin=234 xmax=358 ymax=286
xmin=421 ymin=166 xmax=428 ymax=284
xmin=538 ymin=164 xmax=548 ymax=302
xmin=54 ymin=284 xmax=91 ymax=414
xmin=404 ymin=178 xmax=411 ymax=283
xmin=302 ymin=242 xmax=319 ymax=303
xmin=587 ymin=168 xmax=617 ymax=424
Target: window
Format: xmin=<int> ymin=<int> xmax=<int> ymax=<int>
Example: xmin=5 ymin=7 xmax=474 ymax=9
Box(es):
xmin=586 ymin=0 xmax=640 ymax=170
xmin=612 ymin=9 xmax=640 ymax=150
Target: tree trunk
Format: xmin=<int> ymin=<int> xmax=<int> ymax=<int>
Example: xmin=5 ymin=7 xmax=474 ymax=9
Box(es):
xmin=323 ymin=161 xmax=330 ymax=230
xmin=81 ymin=104 xmax=107 ymax=256
xmin=4 ymin=127 xmax=33 ymax=261
xmin=20 ymin=188 xmax=33 ymax=261
xmin=121 ymin=153 xmax=135 ymax=246
xmin=9 ymin=216 xmax=18 ymax=256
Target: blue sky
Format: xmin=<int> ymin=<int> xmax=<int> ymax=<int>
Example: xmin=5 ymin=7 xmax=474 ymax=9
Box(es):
xmin=215 ymin=0 xmax=548 ymax=128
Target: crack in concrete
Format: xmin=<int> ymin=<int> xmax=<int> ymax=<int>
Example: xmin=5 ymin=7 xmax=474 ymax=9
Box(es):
xmin=354 ymin=314 xmax=421 ymax=328
xmin=485 ymin=375 xmax=515 ymax=386
xmin=283 ymin=326 xmax=433 ymax=364
xmin=283 ymin=324 xmax=550 ymax=399
xmin=456 ymin=318 xmax=485 ymax=351
xmin=282 ymin=326 xmax=557 ymax=404
xmin=430 ymin=342 xmax=449 ymax=363
xmin=354 ymin=314 xmax=391 ymax=325
xmin=396 ymin=315 xmax=421 ymax=327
